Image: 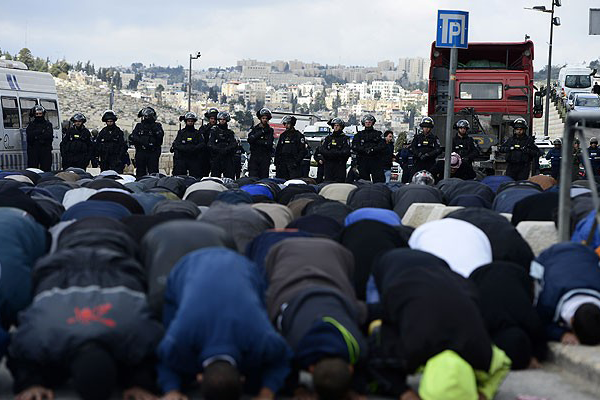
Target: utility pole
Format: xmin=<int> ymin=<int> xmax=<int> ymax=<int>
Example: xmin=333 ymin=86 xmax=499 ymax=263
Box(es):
xmin=188 ymin=52 xmax=201 ymax=111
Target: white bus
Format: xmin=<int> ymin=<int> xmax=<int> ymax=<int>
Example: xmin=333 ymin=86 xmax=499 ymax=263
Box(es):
xmin=0 ymin=60 xmax=62 ymax=170
xmin=557 ymin=65 xmax=594 ymax=101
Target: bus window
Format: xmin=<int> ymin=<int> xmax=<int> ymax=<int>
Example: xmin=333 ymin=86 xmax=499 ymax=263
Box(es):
xmin=19 ymin=98 xmax=38 ymax=127
xmin=2 ymin=97 xmax=20 ymax=129
xmin=40 ymin=99 xmax=59 ymax=129
xmin=459 ymin=83 xmax=503 ymax=100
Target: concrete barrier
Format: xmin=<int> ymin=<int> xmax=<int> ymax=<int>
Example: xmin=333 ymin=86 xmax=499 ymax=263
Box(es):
xmin=402 ymin=203 xmax=445 ymax=228
xmin=426 ymin=206 xmax=464 ymax=223
xmin=516 ymin=221 xmax=559 ymax=256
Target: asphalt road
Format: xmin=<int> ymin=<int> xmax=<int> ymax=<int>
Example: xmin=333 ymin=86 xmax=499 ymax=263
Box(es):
xmin=0 ymin=362 xmax=596 ymax=400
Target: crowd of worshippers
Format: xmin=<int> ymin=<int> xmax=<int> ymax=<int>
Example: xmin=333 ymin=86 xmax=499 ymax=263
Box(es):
xmin=1 ymin=163 xmax=600 ymax=400
xmin=28 ymin=103 xmax=561 ymax=186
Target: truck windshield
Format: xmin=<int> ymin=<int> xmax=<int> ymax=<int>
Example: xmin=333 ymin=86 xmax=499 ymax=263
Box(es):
xmin=459 ymin=83 xmax=503 ymax=100
xmin=565 ymin=75 xmax=592 ymax=89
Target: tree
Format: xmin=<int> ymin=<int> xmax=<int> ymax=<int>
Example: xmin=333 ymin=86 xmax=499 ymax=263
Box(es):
xmin=238 ymin=96 xmax=246 ymax=107
xmin=220 ymin=94 xmax=228 ymax=104
xmin=49 ymin=60 xmax=71 ymax=77
xmin=254 ymin=100 xmax=265 ymax=112
xmin=155 ymin=84 xmax=165 ymax=104
xmin=74 ymin=61 xmax=83 ymax=71
xmin=347 ymin=114 xmax=358 ymax=126
xmin=290 ymin=93 xmax=298 ymax=114
xmin=374 ymin=92 xmax=381 ymax=100
xmin=32 ymin=57 xmax=48 ymax=72
xmin=208 ymin=87 xmax=219 ymax=102
xmin=234 ymin=110 xmax=254 ymax=130
xmin=17 ymin=48 xmax=34 ymax=69
xmin=332 ymin=92 xmax=342 ymax=116
xmin=112 ymin=71 xmax=122 ymax=90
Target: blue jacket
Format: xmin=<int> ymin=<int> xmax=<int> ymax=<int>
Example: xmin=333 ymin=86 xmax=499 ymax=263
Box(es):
xmin=545 ymin=147 xmax=561 ymax=170
xmin=571 ymin=211 xmax=600 ymax=248
xmin=344 ymin=207 xmax=401 ymax=227
xmin=535 ymin=242 xmax=600 ymax=340
xmin=157 ymin=248 xmax=292 ymax=394
xmin=588 ymin=146 xmax=600 ymax=175
xmin=481 ymin=175 xmax=514 ymax=193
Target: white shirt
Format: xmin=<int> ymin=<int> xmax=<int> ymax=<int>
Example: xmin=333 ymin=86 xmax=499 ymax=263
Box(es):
xmin=560 ymin=295 xmax=600 ymax=327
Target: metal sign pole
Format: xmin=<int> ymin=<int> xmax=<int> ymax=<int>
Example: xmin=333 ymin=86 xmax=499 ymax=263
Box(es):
xmin=444 ymin=47 xmax=458 ymax=179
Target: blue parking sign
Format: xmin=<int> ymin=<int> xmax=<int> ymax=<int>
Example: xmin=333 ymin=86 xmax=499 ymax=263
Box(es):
xmin=436 ymin=10 xmax=469 ymax=49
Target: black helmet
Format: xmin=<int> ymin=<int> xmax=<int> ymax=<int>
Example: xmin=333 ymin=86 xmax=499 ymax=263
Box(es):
xmin=420 ymin=116 xmax=434 ymax=128
xmin=455 ymin=119 xmax=470 ymax=130
xmin=361 ymin=114 xmax=376 ymax=126
xmin=281 ymin=115 xmax=297 ymax=126
xmin=512 ymin=117 xmax=528 ymax=131
xmin=328 ymin=117 xmax=346 ymax=128
xmin=138 ymin=107 xmax=157 ymax=121
xmin=70 ymin=113 xmax=87 ymax=123
xmin=591 ymin=137 xmax=598 ymax=145
xmin=256 ymin=108 xmax=272 ymax=120
xmin=101 ymin=110 xmax=118 ymax=122
xmin=553 ymin=138 xmax=562 ymax=145
xmin=217 ymin=111 xmax=231 ymax=122
xmin=204 ymin=108 xmax=219 ymax=119
xmin=182 ymin=111 xmax=198 ymax=122
xmin=30 ymin=105 xmax=46 ymax=117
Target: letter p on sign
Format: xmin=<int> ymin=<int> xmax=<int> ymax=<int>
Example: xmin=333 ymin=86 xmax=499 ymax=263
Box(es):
xmin=436 ymin=10 xmax=469 ymax=49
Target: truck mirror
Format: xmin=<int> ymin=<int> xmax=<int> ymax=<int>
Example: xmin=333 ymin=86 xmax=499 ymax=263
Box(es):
xmin=534 ymin=91 xmax=544 ymax=118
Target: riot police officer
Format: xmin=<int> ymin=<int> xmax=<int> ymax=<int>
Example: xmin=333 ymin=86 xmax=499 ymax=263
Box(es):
xmin=274 ymin=115 xmax=307 ymax=180
xmin=61 ymin=113 xmax=92 ymax=170
xmin=320 ymin=117 xmax=351 ymax=182
xmin=247 ymin=108 xmax=274 ymax=178
xmin=129 ymin=107 xmax=164 ymax=178
xmin=452 ymin=119 xmax=479 ymax=180
xmin=198 ymin=108 xmax=218 ymax=177
xmin=588 ymin=137 xmax=600 ymax=177
xmin=411 ymin=116 xmax=442 ymax=175
xmin=351 ymin=114 xmax=386 ymax=182
xmin=498 ymin=118 xmax=538 ymax=181
xmin=96 ymin=110 xmax=127 ymax=173
xmin=208 ymin=111 xmax=237 ymax=179
xmin=171 ymin=112 xmax=204 ymax=177
xmin=398 ymin=140 xmax=416 ymax=183
xmin=545 ymin=138 xmax=562 ymax=180
xmin=26 ymin=105 xmax=54 ymax=171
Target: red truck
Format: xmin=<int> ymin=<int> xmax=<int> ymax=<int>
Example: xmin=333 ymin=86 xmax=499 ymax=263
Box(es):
xmin=428 ymin=40 xmax=544 ymax=168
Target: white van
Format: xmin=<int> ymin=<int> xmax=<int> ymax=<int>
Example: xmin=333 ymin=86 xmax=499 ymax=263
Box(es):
xmin=558 ymin=65 xmax=594 ymax=101
xmin=0 ymin=60 xmax=62 ymax=170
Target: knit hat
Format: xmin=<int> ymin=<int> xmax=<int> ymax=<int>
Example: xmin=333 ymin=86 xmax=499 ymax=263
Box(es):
xmin=451 ymin=152 xmax=462 ymax=169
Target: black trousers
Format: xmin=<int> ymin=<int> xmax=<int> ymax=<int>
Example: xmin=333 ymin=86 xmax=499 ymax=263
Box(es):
xmin=27 ymin=145 xmax=52 ymax=171
xmin=506 ymin=163 xmax=531 ymax=181
xmin=173 ymin=155 xmax=202 ymax=178
xmin=199 ymin=151 xmax=211 ymax=178
xmin=400 ymin=164 xmax=413 ymax=183
xmin=248 ymin=154 xmax=270 ymax=179
xmin=211 ymin=156 xmax=235 ymax=179
xmin=358 ymin=157 xmax=385 ymax=183
xmin=134 ymin=149 xmax=160 ymax=178
xmin=324 ymin=160 xmax=347 ymax=182
xmin=276 ymin=161 xmax=302 ymax=180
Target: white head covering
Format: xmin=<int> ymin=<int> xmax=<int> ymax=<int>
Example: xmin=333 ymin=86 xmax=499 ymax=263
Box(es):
xmin=408 ymin=218 xmax=492 ymax=277
xmin=62 ymin=188 xmax=98 ymax=209
xmin=183 ymin=181 xmax=228 ymax=199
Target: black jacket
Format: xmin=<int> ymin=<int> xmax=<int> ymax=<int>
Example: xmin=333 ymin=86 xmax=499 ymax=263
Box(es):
xmin=452 ymin=134 xmax=479 ymax=162
xmin=171 ymin=126 xmax=205 ymax=158
xmin=274 ymin=128 xmax=307 ymax=165
xmin=351 ymin=128 xmax=386 ymax=159
xmin=208 ymin=125 xmax=236 ymax=158
xmin=129 ymin=121 xmax=164 ymax=151
xmin=498 ymin=134 xmax=538 ymax=164
xmin=60 ymin=126 xmax=92 ymax=166
xmin=96 ymin=125 xmax=126 ymax=169
xmin=321 ymin=132 xmax=351 ymax=162
xmin=26 ymin=118 xmax=54 ymax=147
xmin=247 ymin=123 xmax=274 ymax=156
xmin=410 ymin=132 xmax=442 ymax=161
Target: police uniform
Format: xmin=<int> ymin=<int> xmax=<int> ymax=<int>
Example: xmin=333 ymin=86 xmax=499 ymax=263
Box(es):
xmin=96 ymin=125 xmax=127 ymax=173
xmin=452 ymin=134 xmax=479 ymax=180
xmin=498 ymin=135 xmax=537 ymax=181
xmin=351 ymin=127 xmax=386 ymax=183
xmin=26 ymin=117 xmax=54 ymax=171
xmin=198 ymin=123 xmax=215 ymax=178
xmin=208 ymin=124 xmax=237 ymax=179
xmin=410 ymin=132 xmax=442 ymax=174
xmin=545 ymin=147 xmax=562 ymax=180
xmin=320 ymin=131 xmax=351 ymax=182
xmin=274 ymin=128 xmax=307 ymax=180
xmin=247 ymin=123 xmax=274 ymax=179
xmin=60 ymin=126 xmax=93 ymax=170
xmin=398 ymin=146 xmax=416 ymax=183
xmin=171 ymin=126 xmax=205 ymax=177
xmin=588 ymin=146 xmax=600 ymax=176
xmin=129 ymin=120 xmax=164 ymax=178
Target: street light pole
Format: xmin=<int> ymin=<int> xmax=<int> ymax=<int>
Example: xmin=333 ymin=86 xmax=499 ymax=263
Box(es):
xmin=188 ymin=52 xmax=201 ymax=112
xmin=543 ymin=1 xmax=556 ymax=138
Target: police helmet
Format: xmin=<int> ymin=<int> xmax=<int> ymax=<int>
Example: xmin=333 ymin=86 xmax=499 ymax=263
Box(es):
xmin=70 ymin=113 xmax=87 ymax=123
xmin=257 ymin=108 xmax=272 ymax=120
xmin=420 ymin=116 xmax=434 ymax=128
xmin=204 ymin=108 xmax=219 ymax=119
xmin=455 ymin=119 xmax=470 ymax=130
xmin=591 ymin=137 xmax=598 ymax=145
xmin=183 ymin=111 xmax=198 ymax=122
xmin=217 ymin=111 xmax=231 ymax=122
xmin=328 ymin=117 xmax=346 ymax=128
xmin=411 ymin=170 xmax=435 ymax=186
xmin=361 ymin=114 xmax=376 ymax=126
xmin=281 ymin=115 xmax=297 ymax=126
xmin=101 ymin=110 xmax=118 ymax=122
xmin=30 ymin=105 xmax=46 ymax=117
xmin=138 ymin=107 xmax=157 ymax=120
xmin=512 ymin=117 xmax=528 ymax=131
xmin=553 ymin=138 xmax=562 ymax=145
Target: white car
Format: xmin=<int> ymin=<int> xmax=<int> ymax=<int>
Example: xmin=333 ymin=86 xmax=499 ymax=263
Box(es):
xmin=570 ymin=93 xmax=600 ymax=113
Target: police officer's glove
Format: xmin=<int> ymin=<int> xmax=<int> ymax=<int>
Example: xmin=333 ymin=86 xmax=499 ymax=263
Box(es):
xmin=169 ymin=146 xmax=175 ymax=153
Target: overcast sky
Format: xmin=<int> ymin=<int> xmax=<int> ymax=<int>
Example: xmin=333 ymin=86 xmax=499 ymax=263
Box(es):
xmin=1 ymin=0 xmax=599 ymax=71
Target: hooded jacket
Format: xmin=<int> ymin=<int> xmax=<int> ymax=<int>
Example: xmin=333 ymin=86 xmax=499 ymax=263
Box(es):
xmin=157 ymin=248 xmax=292 ymax=394
xmin=535 ymin=242 xmax=600 ymax=340
xmin=436 ymin=178 xmax=495 ymax=205
xmin=344 ymin=207 xmax=401 ymax=227
xmin=492 ymin=185 xmax=542 ymax=214
xmin=346 ymin=184 xmax=393 ymax=210
xmin=392 ymin=184 xmax=444 ymax=218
